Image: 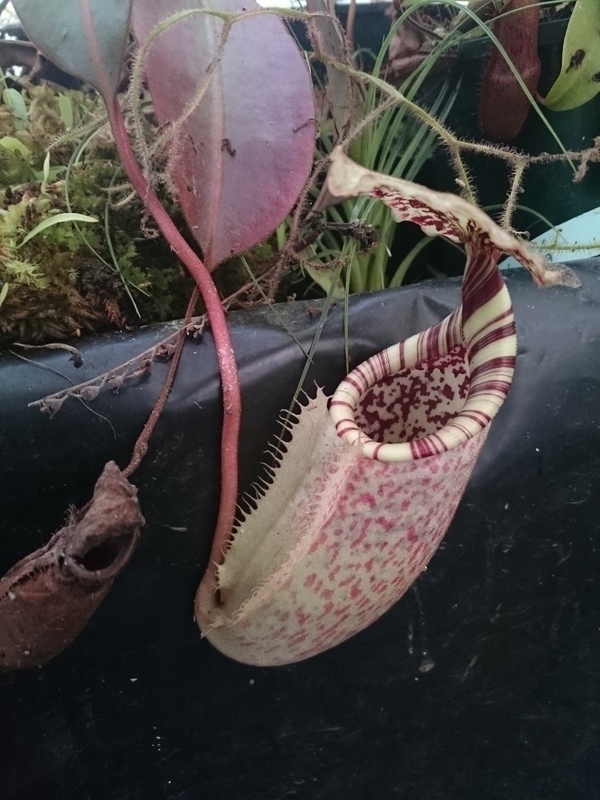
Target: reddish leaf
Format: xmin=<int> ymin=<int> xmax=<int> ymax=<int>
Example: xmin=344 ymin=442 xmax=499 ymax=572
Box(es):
xmin=131 ymin=0 xmax=316 ymax=269
xmin=478 ymin=0 xmax=541 ymax=141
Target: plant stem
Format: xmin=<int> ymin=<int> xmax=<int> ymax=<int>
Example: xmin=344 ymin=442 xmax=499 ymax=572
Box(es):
xmin=123 ymin=289 xmax=198 ymax=480
xmin=107 ymin=97 xmax=240 ymax=569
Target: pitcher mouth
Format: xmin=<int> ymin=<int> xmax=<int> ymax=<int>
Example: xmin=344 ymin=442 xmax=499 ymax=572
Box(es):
xmin=329 ymin=287 xmax=517 ymax=463
xmin=64 ymin=527 xmax=140 ymax=584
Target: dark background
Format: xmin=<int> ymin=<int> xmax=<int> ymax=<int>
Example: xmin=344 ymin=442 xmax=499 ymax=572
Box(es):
xmin=0 ymin=261 xmax=599 ymax=800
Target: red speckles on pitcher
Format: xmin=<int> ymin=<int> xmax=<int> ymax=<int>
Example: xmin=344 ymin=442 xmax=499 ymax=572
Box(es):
xmin=195 ymin=148 xmax=578 ymax=666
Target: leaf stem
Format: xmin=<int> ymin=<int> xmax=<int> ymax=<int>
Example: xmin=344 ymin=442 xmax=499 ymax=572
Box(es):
xmin=107 ymin=97 xmax=240 ymax=568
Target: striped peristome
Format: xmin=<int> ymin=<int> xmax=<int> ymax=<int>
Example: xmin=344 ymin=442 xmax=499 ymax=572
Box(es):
xmin=330 ymin=245 xmax=515 ymax=462
xmin=195 ymin=148 xmax=578 ymax=667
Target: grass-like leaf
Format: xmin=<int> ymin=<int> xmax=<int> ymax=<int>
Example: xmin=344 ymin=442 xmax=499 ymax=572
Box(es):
xmin=16 ymin=212 xmax=98 ymax=249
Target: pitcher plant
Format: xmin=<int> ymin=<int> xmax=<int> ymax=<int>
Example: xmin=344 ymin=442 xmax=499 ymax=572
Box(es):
xmin=195 ymin=147 xmax=578 ymax=665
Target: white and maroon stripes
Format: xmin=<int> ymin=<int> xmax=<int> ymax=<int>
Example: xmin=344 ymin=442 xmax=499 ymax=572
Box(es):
xmin=330 ymin=258 xmax=515 ymax=462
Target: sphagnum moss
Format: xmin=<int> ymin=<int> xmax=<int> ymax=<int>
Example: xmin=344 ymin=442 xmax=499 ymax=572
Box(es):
xmin=0 ymin=85 xmax=195 ymax=344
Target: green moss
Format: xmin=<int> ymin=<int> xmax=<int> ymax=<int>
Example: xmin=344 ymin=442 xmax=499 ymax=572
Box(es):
xmin=0 ymin=85 xmax=195 ymax=345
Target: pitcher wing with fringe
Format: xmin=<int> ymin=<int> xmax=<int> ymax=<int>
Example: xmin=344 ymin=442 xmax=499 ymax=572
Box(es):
xmin=195 ymin=148 xmax=578 ymax=667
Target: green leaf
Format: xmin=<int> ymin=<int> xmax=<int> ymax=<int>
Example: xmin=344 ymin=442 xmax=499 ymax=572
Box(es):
xmin=58 ymin=92 xmax=74 ymax=129
xmin=16 ymin=213 xmax=98 ymax=249
xmin=0 ymin=136 xmax=30 ymax=157
xmin=302 ymin=263 xmax=345 ymax=297
xmin=32 ymin=165 xmax=65 ymax=182
xmin=2 ymin=88 xmax=28 ymax=129
xmin=543 ymin=0 xmax=600 ymax=111
xmin=12 ymin=0 xmax=132 ymax=100
xmin=40 ymin=151 xmax=50 ymax=193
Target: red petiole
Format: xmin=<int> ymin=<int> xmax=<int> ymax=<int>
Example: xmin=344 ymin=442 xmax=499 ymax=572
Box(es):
xmin=107 ymin=96 xmax=240 ymax=568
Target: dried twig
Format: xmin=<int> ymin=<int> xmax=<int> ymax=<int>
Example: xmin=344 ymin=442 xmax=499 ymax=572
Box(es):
xmin=13 ymin=342 xmax=83 ymax=368
xmin=9 ymin=350 xmax=74 ymax=384
xmin=123 ymin=289 xmax=198 ymax=478
xmin=27 ymin=326 xmax=193 ymax=416
xmin=27 ymin=264 xmax=290 ymax=416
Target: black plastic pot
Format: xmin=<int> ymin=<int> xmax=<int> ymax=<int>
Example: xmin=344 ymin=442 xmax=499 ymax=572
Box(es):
xmin=426 ymin=19 xmax=600 ymax=236
xmin=290 ymin=3 xmax=391 ymax=72
xmin=1 ymin=260 xmax=599 ymax=799
xmin=335 ymin=2 xmax=391 ymax=68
